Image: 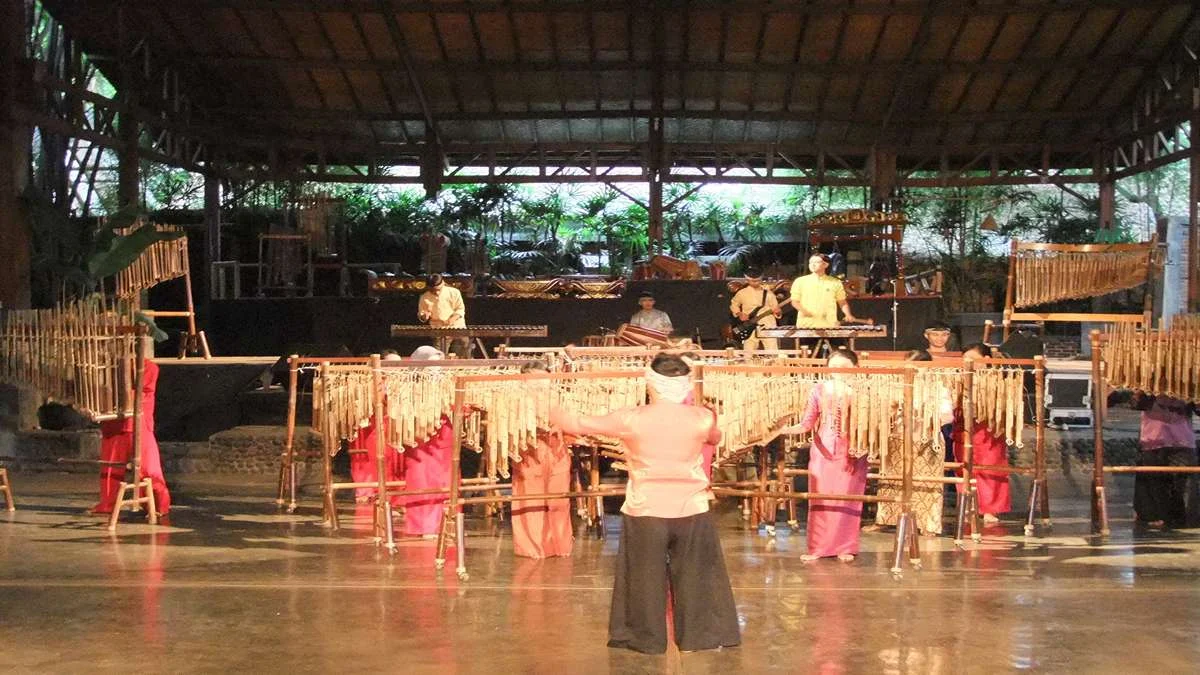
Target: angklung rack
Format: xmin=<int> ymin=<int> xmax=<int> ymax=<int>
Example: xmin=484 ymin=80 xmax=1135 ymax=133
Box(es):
xmin=1089 ymin=316 xmax=1200 ymax=535
xmin=1002 ymin=238 xmax=1158 ymax=341
xmin=0 ymin=299 xmax=157 ymax=529
xmin=114 ymin=222 xmax=211 ymax=359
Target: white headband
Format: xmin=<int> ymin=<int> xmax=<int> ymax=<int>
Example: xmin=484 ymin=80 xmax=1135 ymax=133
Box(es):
xmin=645 ymin=369 xmax=691 ymax=404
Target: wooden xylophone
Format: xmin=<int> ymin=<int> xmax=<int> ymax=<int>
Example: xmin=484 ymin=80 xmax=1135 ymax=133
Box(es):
xmin=390 ymin=325 xmax=548 ymax=339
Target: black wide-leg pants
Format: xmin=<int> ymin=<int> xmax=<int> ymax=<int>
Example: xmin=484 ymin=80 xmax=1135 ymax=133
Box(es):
xmin=608 ymin=511 xmax=741 ymax=654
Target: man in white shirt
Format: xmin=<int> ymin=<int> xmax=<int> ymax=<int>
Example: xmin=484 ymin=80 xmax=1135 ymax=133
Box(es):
xmin=629 ymin=292 xmax=673 ymax=334
xmin=729 ymin=268 xmax=782 ymax=351
xmin=417 ymin=274 xmax=469 ymax=357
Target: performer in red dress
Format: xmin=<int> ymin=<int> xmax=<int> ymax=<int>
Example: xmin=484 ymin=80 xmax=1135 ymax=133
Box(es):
xmin=91 ymin=343 xmax=171 ymax=517
xmin=953 ymin=343 xmax=1012 ymax=523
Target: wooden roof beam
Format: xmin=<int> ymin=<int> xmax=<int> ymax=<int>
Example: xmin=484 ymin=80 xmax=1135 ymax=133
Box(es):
xmin=192 ymin=1 xmax=1195 ymax=17
xmin=188 ymin=54 xmax=1160 ymax=75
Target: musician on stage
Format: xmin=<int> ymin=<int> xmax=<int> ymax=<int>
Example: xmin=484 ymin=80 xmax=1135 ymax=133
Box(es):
xmin=923 ymin=321 xmax=955 ymax=354
xmin=789 ymin=253 xmax=862 ymax=328
xmin=417 ymin=274 xmax=469 ymax=357
xmin=729 ymin=268 xmax=781 ymax=351
xmin=629 ymin=292 xmax=673 ymax=334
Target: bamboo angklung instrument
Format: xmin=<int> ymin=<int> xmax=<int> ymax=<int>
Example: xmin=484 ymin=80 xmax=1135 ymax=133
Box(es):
xmin=1003 ymin=238 xmax=1158 ymax=340
xmin=302 ymin=358 xmax=537 ymax=529
xmin=1090 ymin=318 xmax=1200 ymax=535
xmin=435 ymin=369 xmax=642 ymax=580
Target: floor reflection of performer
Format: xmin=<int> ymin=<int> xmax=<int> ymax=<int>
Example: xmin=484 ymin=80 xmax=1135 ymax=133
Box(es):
xmin=730 ymin=268 xmax=781 ymax=351
xmin=550 ymin=353 xmax=739 ymax=654
xmin=417 ymin=274 xmax=470 ymax=357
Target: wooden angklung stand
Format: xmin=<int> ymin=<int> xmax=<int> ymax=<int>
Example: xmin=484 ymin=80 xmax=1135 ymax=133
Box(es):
xmin=115 ymin=222 xmax=211 ymax=359
xmin=1089 ymin=317 xmax=1200 ymax=535
xmin=0 ymin=298 xmax=156 ymax=530
xmin=1002 ymin=238 xmax=1158 ymax=341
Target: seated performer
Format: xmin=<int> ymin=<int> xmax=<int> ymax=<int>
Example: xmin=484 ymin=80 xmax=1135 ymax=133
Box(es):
xmin=550 ymin=353 xmax=740 ymax=654
xmin=954 ymin=343 xmax=1011 ymax=524
xmin=789 ymin=253 xmax=862 ymax=328
xmin=629 ymin=292 xmax=673 ymax=334
xmin=91 ymin=337 xmax=171 ymax=519
xmin=779 ymin=348 xmax=868 ymax=562
xmin=400 ymin=345 xmax=454 ymax=537
xmin=349 ymin=351 xmax=406 ymax=504
xmin=511 ymin=361 xmax=574 ymax=559
xmin=417 ymin=274 xmax=470 ymax=358
xmin=923 ymin=322 xmax=955 ymax=354
xmin=730 ymin=268 xmax=782 ymax=351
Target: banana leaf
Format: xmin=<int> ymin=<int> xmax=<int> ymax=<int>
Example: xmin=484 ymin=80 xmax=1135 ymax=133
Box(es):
xmin=87 ymin=223 xmax=184 ymax=280
xmin=134 ymin=311 xmax=170 ymax=343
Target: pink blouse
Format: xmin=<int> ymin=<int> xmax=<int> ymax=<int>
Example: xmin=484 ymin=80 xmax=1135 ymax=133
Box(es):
xmin=553 ymin=402 xmax=721 ymax=519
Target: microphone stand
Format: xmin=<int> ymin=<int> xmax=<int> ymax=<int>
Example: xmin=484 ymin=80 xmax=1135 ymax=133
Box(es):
xmin=889 ymin=279 xmax=899 ymax=351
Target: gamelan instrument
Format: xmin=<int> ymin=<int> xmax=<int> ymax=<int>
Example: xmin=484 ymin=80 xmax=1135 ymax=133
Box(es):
xmin=614 ymin=323 xmax=670 ymax=347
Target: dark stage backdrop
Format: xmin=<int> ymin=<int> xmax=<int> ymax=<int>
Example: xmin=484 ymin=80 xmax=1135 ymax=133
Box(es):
xmin=208 ymin=282 xmax=942 ymax=358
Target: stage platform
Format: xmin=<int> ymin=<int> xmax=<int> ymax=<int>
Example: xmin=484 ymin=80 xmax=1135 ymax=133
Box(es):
xmin=203 ymin=281 xmax=942 ymax=357
xmin=2 ymin=472 xmax=1199 ymax=673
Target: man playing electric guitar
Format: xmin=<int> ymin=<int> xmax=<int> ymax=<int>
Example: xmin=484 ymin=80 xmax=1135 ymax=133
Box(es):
xmin=729 ymin=269 xmax=786 ymax=351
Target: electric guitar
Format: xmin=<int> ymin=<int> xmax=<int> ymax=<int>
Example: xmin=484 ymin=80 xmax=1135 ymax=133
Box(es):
xmin=732 ymin=297 xmax=792 ymax=341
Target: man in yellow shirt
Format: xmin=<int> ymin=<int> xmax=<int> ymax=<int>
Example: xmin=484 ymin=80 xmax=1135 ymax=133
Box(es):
xmin=789 ymin=253 xmax=861 ymax=328
xmin=417 ymin=274 xmax=469 ymax=357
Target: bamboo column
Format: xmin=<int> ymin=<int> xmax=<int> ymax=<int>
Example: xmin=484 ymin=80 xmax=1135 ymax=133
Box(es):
xmin=1090 ymin=330 xmax=1110 ymax=536
xmin=277 ymin=355 xmax=300 ymax=511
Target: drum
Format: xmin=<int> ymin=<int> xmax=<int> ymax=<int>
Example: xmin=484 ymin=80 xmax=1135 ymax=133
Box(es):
xmin=615 ymin=323 xmax=670 ymax=347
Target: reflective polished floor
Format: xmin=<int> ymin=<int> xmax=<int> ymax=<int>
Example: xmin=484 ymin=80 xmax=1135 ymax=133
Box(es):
xmin=2 ymin=474 xmax=1199 ymax=674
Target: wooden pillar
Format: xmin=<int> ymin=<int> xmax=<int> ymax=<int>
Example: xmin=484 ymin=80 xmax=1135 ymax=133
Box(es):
xmin=869 ymin=147 xmax=898 ymax=211
xmin=203 ymin=174 xmax=221 ymax=305
xmin=0 ymin=0 xmax=32 ymax=308
xmin=1098 ymin=180 xmax=1115 ymax=231
xmin=649 ymin=174 xmax=663 ymax=254
xmin=116 ymin=5 xmax=139 ymax=209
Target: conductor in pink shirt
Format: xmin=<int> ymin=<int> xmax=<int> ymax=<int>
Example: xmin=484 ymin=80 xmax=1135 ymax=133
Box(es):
xmin=551 ymin=353 xmax=740 ymax=655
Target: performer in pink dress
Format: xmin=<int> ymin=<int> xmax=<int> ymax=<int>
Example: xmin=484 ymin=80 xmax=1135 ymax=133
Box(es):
xmin=91 ymin=346 xmax=171 ymax=517
xmin=551 ymin=353 xmax=739 ymax=655
xmin=399 ymin=346 xmax=454 ymax=537
xmin=953 ymin=343 xmax=1011 ymax=524
xmin=780 ymin=348 xmax=867 ymax=562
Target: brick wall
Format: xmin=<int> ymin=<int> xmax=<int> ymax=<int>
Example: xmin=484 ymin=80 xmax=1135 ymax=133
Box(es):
xmin=1044 ymin=335 xmax=1080 ymax=359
